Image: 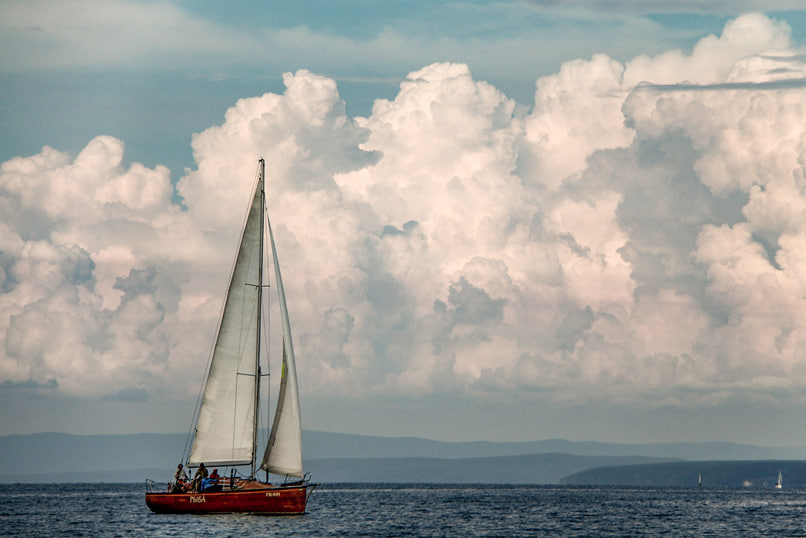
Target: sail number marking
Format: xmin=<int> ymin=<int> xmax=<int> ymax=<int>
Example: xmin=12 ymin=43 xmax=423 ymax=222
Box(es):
xmin=266 ymin=492 xmax=281 ymax=497
xmin=189 ymin=495 xmax=206 ymax=503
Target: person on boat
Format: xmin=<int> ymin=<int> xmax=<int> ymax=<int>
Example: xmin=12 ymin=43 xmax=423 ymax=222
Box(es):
xmin=171 ymin=463 xmax=188 ymax=493
xmin=192 ymin=463 xmax=208 ymax=492
xmin=201 ymin=468 xmax=221 ymax=492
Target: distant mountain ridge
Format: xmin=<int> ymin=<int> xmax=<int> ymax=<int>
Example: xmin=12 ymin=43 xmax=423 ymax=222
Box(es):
xmin=563 ymin=460 xmax=806 ymax=488
xmin=2 ymin=430 xmax=805 ymax=484
xmin=305 ymin=453 xmax=675 ymax=484
xmin=302 ymin=431 xmax=806 ymax=461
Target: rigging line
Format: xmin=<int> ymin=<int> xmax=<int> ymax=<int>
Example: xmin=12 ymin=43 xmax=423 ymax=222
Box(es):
xmin=251 ymin=157 xmax=266 ymax=479
xmin=182 ymin=331 xmax=217 ymax=465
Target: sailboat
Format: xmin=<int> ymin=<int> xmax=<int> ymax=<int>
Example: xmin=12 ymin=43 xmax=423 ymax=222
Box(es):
xmin=776 ymin=471 xmax=783 ymax=489
xmin=146 ymin=159 xmax=316 ymax=514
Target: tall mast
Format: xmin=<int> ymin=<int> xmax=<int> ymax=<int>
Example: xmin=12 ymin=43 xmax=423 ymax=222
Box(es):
xmin=252 ymin=158 xmax=266 ymax=479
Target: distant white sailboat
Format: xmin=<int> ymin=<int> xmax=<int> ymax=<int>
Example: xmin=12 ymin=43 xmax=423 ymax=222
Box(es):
xmin=698 ymin=473 xmax=702 ymax=488
xmin=775 ymin=471 xmax=782 ymax=489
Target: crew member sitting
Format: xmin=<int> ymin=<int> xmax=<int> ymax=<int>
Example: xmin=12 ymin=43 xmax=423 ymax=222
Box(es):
xmin=171 ymin=463 xmax=188 ymax=493
xmin=201 ymin=468 xmax=222 ymax=492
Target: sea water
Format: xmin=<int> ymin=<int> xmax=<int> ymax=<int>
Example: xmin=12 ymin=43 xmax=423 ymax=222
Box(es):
xmin=2 ymin=483 xmax=805 ymax=537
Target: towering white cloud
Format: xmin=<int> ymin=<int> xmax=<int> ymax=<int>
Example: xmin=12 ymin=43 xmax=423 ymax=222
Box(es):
xmin=0 ymin=137 xmax=179 ymax=396
xmin=2 ymin=13 xmax=806 ymax=414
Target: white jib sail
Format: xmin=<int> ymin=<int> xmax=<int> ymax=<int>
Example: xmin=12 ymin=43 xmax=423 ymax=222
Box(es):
xmin=188 ymin=175 xmax=263 ymax=467
xmin=260 ymin=215 xmax=304 ymax=477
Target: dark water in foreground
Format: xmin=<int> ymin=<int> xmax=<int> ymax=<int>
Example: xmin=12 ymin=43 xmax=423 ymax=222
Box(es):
xmin=2 ymin=483 xmax=805 ymax=537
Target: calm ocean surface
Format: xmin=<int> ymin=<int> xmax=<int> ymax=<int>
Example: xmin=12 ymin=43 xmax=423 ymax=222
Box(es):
xmin=2 ymin=482 xmax=805 ymax=537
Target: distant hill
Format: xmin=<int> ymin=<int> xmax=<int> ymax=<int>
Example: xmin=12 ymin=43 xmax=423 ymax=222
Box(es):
xmin=2 ymin=430 xmax=805 ymax=484
xmin=563 ymin=460 xmax=806 ymax=488
xmin=305 ymin=453 xmax=673 ymax=484
xmin=0 ymin=432 xmax=186 ymax=482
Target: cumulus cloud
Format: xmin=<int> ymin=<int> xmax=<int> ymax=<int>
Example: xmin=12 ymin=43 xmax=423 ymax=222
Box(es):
xmin=0 ymin=139 xmax=179 ymax=396
xmin=2 ymin=13 xmax=806 ymax=414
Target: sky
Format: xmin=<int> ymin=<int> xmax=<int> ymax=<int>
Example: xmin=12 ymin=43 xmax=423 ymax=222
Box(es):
xmin=3 ymin=1 xmax=806 ymax=447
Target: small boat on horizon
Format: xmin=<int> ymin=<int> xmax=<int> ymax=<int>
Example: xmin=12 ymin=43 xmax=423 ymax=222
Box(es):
xmin=145 ymin=159 xmax=316 ymax=514
xmin=775 ymin=470 xmax=782 ymax=489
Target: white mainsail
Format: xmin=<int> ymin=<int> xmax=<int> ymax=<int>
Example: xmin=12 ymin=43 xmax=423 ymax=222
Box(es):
xmin=260 ymin=214 xmax=304 ymax=477
xmin=188 ymin=172 xmax=264 ymax=467
xmin=187 ymin=158 xmax=304 ymax=480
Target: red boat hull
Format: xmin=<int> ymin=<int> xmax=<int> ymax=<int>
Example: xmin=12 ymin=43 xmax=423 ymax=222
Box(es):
xmin=145 ymin=482 xmax=315 ymax=515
